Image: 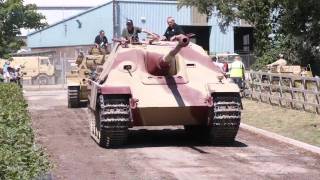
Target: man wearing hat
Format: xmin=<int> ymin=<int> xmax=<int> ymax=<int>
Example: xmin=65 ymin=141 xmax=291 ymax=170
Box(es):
xmin=121 ymin=19 xmax=156 ymax=43
xmin=94 ymin=30 xmax=108 ymax=48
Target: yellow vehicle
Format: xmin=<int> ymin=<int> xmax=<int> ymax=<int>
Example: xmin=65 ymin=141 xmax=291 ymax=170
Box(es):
xmin=0 ymin=56 xmax=55 ymax=85
xmin=66 ymin=48 xmax=108 ymax=108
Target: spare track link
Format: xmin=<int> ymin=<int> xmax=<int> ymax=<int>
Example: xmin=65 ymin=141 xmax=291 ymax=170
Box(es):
xmin=98 ymin=95 xmax=130 ymax=148
xmin=68 ymin=86 xmax=80 ymax=108
xmin=210 ymin=93 xmax=241 ymax=143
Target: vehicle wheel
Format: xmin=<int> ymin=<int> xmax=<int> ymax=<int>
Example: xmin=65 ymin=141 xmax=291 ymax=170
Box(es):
xmin=38 ymin=75 xmax=49 ymax=85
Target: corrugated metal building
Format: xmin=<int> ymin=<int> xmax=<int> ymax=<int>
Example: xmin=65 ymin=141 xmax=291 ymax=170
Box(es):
xmin=27 ymin=0 xmax=238 ymax=54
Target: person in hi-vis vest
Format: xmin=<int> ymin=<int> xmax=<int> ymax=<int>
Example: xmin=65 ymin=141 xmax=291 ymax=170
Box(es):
xmin=229 ymin=56 xmax=245 ymax=89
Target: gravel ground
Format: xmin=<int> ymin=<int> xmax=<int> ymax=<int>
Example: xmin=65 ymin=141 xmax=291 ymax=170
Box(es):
xmin=25 ymin=90 xmax=320 ymax=180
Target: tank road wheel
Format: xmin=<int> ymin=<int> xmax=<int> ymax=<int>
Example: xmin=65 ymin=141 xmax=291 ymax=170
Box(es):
xmin=90 ymin=95 xmax=130 ymax=148
xmin=68 ymin=86 xmax=80 ymax=108
xmin=208 ymin=93 xmax=242 ymax=144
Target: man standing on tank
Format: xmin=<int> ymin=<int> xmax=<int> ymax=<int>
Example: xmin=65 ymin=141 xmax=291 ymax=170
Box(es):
xmin=162 ymin=17 xmax=184 ymax=41
xmin=121 ymin=19 xmax=156 ymax=43
xmin=94 ymin=30 xmax=108 ymax=48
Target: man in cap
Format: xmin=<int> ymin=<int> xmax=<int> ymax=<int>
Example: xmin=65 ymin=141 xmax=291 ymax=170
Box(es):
xmin=162 ymin=17 xmax=184 ymax=41
xmin=94 ymin=30 xmax=108 ymax=48
xmin=121 ymin=19 xmax=157 ymax=43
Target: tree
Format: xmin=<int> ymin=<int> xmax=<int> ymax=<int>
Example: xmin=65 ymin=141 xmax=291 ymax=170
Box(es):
xmin=178 ymin=0 xmax=279 ymax=57
xmin=178 ymin=0 xmax=320 ymax=75
xmin=277 ymin=0 xmax=320 ymax=75
xmin=0 ymin=0 xmax=47 ymax=58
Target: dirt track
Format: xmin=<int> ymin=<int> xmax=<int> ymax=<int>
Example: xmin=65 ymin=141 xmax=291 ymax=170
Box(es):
xmin=25 ymin=90 xmax=320 ymax=180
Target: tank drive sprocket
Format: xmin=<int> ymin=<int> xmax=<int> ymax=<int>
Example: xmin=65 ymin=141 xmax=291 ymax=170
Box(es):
xmin=90 ymin=95 xmax=130 ymax=148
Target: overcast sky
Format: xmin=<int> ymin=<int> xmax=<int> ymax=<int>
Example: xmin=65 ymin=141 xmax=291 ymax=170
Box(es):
xmin=24 ymin=0 xmax=109 ymax=7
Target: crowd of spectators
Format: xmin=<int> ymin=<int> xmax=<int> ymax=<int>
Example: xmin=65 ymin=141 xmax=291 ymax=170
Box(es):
xmin=0 ymin=61 xmax=22 ymax=86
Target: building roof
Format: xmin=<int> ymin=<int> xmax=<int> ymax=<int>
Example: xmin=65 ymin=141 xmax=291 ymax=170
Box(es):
xmin=28 ymin=0 xmax=113 ymax=36
xmin=28 ymin=0 xmax=178 ymax=36
xmin=24 ymin=0 xmax=108 ymax=7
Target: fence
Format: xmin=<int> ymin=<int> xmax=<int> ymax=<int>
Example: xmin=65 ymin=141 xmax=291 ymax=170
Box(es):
xmin=244 ymin=71 xmax=320 ymax=114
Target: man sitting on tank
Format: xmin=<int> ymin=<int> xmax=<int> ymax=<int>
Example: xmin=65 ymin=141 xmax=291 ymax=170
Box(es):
xmin=161 ymin=17 xmax=184 ymax=41
xmin=94 ymin=30 xmax=108 ymax=49
xmin=121 ymin=19 xmax=157 ymax=43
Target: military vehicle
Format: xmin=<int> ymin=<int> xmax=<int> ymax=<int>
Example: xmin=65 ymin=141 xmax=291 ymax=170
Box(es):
xmin=0 ymin=56 xmax=55 ymax=85
xmin=67 ymin=47 xmax=108 ymax=108
xmin=268 ymin=64 xmax=313 ymax=77
xmin=87 ymin=35 xmax=242 ymax=148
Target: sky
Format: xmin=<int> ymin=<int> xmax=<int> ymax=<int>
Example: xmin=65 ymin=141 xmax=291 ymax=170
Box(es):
xmin=23 ymin=0 xmax=109 ymax=7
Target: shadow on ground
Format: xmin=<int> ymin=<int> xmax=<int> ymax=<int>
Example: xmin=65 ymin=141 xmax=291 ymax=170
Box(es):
xmin=120 ymin=128 xmax=247 ymax=150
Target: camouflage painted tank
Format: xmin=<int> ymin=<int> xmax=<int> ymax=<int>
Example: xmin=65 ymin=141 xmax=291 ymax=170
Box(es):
xmin=67 ymin=47 xmax=108 ymax=108
xmin=88 ymin=35 xmax=242 ymax=148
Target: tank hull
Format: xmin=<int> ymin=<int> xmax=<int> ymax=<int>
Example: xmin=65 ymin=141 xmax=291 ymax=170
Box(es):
xmin=88 ymin=40 xmax=242 ymax=148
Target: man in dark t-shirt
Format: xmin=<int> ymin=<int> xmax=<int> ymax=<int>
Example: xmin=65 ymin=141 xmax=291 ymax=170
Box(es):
xmin=121 ymin=19 xmax=157 ymax=43
xmin=94 ymin=30 xmax=108 ymax=48
xmin=162 ymin=17 xmax=184 ymax=41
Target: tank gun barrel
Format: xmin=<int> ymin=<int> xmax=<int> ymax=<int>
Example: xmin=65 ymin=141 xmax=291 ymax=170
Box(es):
xmin=160 ymin=35 xmax=190 ymax=68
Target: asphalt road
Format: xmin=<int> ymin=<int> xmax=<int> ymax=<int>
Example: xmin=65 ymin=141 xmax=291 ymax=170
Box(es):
xmin=25 ymin=90 xmax=320 ymax=180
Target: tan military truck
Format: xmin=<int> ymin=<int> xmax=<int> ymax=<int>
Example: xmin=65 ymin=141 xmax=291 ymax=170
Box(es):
xmin=0 ymin=56 xmax=55 ymax=85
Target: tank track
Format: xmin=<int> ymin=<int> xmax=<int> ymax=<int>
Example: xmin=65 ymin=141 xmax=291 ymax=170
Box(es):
xmin=209 ymin=93 xmax=242 ymax=143
xmin=68 ymin=86 xmax=80 ymax=108
xmin=90 ymin=95 xmax=130 ymax=148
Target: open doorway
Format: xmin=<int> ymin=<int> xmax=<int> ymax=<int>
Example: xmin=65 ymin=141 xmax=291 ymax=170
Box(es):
xmin=180 ymin=25 xmax=212 ymax=52
xmin=234 ymin=26 xmax=254 ymax=54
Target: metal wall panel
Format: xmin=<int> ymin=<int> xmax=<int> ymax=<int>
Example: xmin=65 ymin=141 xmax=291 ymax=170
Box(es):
xmin=28 ymin=0 xmax=237 ymax=54
xmin=117 ymin=1 xmax=192 ymax=39
xmin=28 ymin=2 xmax=113 ymax=48
xmin=208 ymin=13 xmax=236 ymax=53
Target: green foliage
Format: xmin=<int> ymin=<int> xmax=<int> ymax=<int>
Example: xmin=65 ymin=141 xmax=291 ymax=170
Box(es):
xmin=178 ymin=0 xmax=278 ymax=57
xmin=277 ymin=0 xmax=320 ymax=75
xmin=0 ymin=0 xmax=47 ymax=58
xmin=178 ymin=0 xmax=320 ymax=75
xmin=251 ymin=48 xmax=282 ymax=70
xmin=0 ymin=84 xmax=51 ymax=179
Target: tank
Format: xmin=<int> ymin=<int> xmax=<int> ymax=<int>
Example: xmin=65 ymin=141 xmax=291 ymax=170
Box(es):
xmin=88 ymin=35 xmax=242 ymax=148
xmin=67 ymin=47 xmax=108 ymax=108
xmin=265 ymin=64 xmax=313 ymax=87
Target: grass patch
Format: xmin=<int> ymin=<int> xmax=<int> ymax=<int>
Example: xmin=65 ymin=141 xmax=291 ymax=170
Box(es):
xmin=242 ymin=99 xmax=320 ymax=147
xmin=0 ymin=84 xmax=51 ymax=179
